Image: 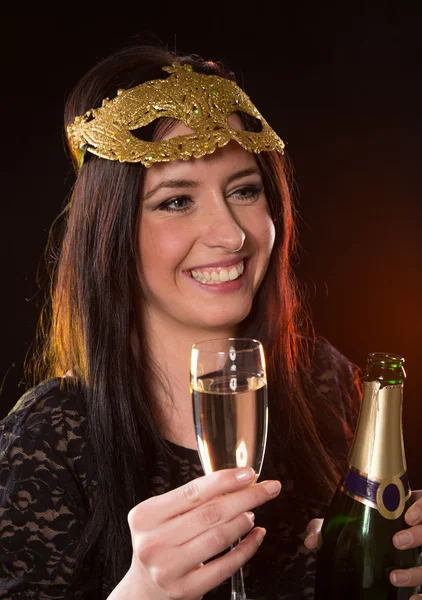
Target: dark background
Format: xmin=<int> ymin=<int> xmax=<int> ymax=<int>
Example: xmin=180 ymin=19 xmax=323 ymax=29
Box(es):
xmin=1 ymin=10 xmax=421 ymax=485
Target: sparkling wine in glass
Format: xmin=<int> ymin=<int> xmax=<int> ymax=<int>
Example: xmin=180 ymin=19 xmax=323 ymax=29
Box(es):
xmin=190 ymin=338 xmax=268 ymax=600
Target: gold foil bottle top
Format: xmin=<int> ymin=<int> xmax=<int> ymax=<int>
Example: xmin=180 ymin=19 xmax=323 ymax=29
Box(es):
xmin=342 ymin=351 xmax=410 ymax=519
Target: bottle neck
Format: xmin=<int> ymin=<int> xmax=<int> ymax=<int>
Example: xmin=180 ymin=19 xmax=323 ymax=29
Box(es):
xmin=365 ymin=352 xmax=405 ymax=387
xmin=348 ymin=380 xmax=406 ymax=479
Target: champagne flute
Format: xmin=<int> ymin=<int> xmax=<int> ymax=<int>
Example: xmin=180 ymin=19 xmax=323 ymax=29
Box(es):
xmin=190 ymin=338 xmax=268 ymax=600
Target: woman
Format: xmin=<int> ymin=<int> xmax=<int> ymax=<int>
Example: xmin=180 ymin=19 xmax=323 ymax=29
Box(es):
xmin=1 ymin=43 xmax=420 ymax=599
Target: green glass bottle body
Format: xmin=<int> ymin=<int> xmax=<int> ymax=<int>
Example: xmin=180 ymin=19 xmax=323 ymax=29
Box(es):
xmin=314 ymin=352 xmax=420 ymax=599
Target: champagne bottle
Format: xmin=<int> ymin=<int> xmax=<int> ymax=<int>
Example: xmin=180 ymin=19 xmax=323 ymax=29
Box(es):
xmin=314 ymin=352 xmax=420 ymax=599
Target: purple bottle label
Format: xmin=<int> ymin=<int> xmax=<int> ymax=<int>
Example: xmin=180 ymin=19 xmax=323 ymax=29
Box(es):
xmin=340 ymin=466 xmax=410 ymax=520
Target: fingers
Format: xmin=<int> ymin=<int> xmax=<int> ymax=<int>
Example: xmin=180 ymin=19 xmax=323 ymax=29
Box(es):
xmin=126 ymin=471 xmax=280 ymax=599
xmin=391 ymin=496 xmax=422 ymax=591
xmin=304 ymin=518 xmax=323 ymax=550
xmin=162 ymin=479 xmax=281 ymax=548
xmin=181 ymin=511 xmax=257 ymax=571
xmin=406 ymin=492 xmax=422 ymax=527
xmin=129 ymin=467 xmax=256 ymax=530
xmin=393 ymin=493 xmax=422 ymax=550
xmin=393 ymin=524 xmax=422 ymax=551
xmin=180 ymin=527 xmax=267 ymax=599
xmin=411 ymin=490 xmax=422 ymax=502
xmin=390 ymin=565 xmax=422 ymax=588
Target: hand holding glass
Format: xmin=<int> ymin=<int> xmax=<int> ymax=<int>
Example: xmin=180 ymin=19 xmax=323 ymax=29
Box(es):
xmin=190 ymin=338 xmax=268 ymax=600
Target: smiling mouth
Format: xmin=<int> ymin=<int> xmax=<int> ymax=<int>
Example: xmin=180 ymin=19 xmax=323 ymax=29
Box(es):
xmin=190 ymin=259 xmax=245 ymax=284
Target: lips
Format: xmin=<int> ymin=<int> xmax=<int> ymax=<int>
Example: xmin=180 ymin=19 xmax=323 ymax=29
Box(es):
xmin=190 ymin=259 xmax=245 ymax=284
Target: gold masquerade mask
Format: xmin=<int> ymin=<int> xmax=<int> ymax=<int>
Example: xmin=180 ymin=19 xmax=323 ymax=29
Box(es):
xmin=66 ymin=62 xmax=285 ymax=169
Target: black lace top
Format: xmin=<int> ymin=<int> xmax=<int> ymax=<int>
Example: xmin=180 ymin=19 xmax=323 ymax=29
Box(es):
xmin=0 ymin=341 xmax=361 ymax=599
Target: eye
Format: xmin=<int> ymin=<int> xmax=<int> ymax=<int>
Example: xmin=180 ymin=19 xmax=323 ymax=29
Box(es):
xmin=229 ymin=184 xmax=263 ymax=202
xmin=157 ymin=196 xmax=193 ymax=213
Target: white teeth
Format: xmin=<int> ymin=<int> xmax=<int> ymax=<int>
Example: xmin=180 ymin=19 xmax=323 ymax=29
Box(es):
xmin=229 ymin=267 xmax=238 ymax=280
xmin=190 ymin=260 xmax=244 ymax=284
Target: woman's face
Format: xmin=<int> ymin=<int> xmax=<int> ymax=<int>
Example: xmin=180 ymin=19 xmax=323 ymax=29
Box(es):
xmin=137 ymin=119 xmax=275 ymax=336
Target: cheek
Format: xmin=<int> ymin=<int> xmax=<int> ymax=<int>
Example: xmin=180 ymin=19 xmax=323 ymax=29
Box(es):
xmin=247 ymin=209 xmax=276 ymax=257
xmin=259 ymin=218 xmax=276 ymax=285
xmin=138 ymin=219 xmax=193 ymax=277
xmin=262 ymin=214 xmax=276 ymax=254
xmin=248 ymin=211 xmax=275 ymax=287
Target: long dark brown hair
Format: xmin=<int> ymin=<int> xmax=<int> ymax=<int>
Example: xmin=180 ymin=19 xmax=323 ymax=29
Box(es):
xmin=28 ymin=42 xmax=359 ymax=587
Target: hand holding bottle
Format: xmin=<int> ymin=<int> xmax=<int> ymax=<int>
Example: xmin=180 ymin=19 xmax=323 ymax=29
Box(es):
xmin=304 ymin=491 xmax=422 ymax=592
xmin=107 ymin=467 xmax=281 ymax=600
xmin=389 ymin=489 xmax=422 ymax=590
xmin=308 ymin=353 xmax=420 ymax=598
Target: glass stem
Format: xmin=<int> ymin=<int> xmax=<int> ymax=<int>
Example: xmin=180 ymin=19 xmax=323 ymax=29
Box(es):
xmin=230 ymin=539 xmax=246 ymax=600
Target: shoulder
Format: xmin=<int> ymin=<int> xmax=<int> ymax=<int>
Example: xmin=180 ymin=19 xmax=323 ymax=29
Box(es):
xmin=307 ymin=335 xmax=362 ymax=435
xmin=0 ymin=377 xmax=92 ymax=500
xmin=0 ymin=379 xmax=96 ymax=594
xmin=310 ymin=336 xmax=362 ymax=389
xmin=1 ymin=376 xmax=87 ymax=437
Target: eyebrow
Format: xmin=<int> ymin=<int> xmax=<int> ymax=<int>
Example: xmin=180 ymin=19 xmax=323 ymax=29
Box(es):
xmin=142 ymin=167 xmax=262 ymax=201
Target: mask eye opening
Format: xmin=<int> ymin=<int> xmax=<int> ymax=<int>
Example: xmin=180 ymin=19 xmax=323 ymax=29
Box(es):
xmin=229 ymin=110 xmax=263 ymax=133
xmin=131 ymin=117 xmax=182 ymax=142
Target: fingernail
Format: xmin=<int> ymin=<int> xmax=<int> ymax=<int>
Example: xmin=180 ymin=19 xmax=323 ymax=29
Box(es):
xmin=255 ymin=529 xmax=266 ymax=545
xmin=392 ymin=570 xmax=410 ymax=585
xmin=406 ymin=507 xmax=421 ymax=525
xmin=236 ymin=467 xmax=255 ymax=481
xmin=394 ymin=532 xmax=412 ymax=548
xmin=263 ymin=480 xmax=281 ymax=496
xmin=246 ymin=511 xmax=255 ymax=521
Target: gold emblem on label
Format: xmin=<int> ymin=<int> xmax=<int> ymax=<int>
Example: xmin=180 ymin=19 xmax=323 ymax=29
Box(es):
xmin=376 ymin=475 xmax=406 ymax=520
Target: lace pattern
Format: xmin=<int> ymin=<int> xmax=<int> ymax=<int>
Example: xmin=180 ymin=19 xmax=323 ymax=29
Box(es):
xmin=0 ymin=341 xmax=361 ymax=599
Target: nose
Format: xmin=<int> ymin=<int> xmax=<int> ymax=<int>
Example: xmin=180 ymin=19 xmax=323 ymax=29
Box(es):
xmin=201 ymin=198 xmax=246 ymax=253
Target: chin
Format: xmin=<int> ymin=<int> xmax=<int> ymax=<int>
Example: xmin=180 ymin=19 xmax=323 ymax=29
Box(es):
xmin=198 ymin=308 xmax=253 ymax=332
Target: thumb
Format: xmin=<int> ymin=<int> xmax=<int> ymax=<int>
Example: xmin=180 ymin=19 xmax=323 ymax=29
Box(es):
xmin=304 ymin=518 xmax=323 ymax=550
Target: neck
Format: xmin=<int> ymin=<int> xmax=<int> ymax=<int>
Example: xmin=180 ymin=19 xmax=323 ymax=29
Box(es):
xmin=144 ymin=311 xmax=235 ymax=449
